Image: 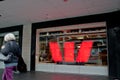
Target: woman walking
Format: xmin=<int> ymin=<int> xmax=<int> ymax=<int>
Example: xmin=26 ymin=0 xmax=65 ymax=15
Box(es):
xmin=0 ymin=33 xmax=21 ymax=80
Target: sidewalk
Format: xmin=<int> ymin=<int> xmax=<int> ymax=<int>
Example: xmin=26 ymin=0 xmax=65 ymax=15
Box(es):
xmin=0 ymin=69 xmax=109 ymax=80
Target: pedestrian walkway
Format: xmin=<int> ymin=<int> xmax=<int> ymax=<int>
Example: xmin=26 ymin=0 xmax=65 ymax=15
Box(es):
xmin=0 ymin=69 xmax=109 ymax=80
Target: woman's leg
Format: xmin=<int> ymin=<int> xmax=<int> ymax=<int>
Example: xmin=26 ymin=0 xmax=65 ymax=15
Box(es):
xmin=2 ymin=66 xmax=15 ymax=80
xmin=2 ymin=67 xmax=7 ymax=80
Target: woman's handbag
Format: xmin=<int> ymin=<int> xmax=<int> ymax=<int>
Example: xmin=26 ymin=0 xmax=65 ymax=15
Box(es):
xmin=0 ymin=53 xmax=11 ymax=61
xmin=17 ymin=55 xmax=27 ymax=73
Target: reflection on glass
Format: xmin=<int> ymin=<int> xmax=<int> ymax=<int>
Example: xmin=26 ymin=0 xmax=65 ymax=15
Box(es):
xmin=38 ymin=25 xmax=107 ymax=66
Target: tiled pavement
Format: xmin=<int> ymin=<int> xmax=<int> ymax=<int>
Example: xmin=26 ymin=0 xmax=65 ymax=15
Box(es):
xmin=0 ymin=69 xmax=109 ymax=80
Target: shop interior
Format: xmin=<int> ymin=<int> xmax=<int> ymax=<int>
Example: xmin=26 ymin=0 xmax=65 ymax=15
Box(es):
xmin=36 ymin=22 xmax=107 ymax=66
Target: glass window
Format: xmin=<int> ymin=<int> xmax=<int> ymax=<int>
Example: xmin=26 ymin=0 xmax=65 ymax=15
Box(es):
xmin=36 ymin=22 xmax=107 ymax=66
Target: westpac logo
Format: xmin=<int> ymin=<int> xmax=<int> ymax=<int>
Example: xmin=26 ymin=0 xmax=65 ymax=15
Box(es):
xmin=49 ymin=40 xmax=93 ymax=63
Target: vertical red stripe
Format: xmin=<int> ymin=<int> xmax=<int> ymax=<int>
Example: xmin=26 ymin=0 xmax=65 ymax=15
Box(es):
xmin=64 ymin=42 xmax=74 ymax=62
xmin=49 ymin=42 xmax=62 ymax=62
xmin=76 ymin=40 xmax=93 ymax=63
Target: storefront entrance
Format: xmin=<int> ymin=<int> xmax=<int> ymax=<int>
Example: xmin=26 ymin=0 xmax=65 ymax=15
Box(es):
xmin=35 ymin=22 xmax=108 ymax=76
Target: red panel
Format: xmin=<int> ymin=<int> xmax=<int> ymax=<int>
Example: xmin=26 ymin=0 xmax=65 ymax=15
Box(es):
xmin=76 ymin=40 xmax=93 ymax=63
xmin=64 ymin=42 xmax=74 ymax=62
xmin=49 ymin=42 xmax=62 ymax=62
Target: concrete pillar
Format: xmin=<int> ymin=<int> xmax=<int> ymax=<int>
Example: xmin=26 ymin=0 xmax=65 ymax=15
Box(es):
xmin=22 ymin=24 xmax=31 ymax=71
